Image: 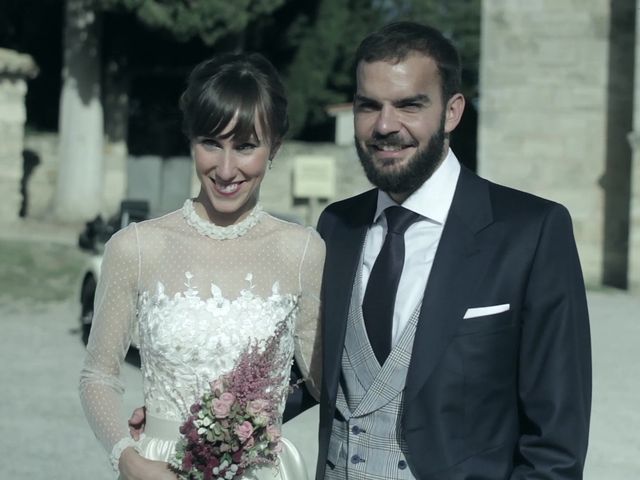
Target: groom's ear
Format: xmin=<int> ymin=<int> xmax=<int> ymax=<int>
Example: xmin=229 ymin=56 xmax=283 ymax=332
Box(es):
xmin=444 ymin=93 xmax=465 ymax=135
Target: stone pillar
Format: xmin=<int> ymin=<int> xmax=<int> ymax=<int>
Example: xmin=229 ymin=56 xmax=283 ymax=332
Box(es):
xmin=629 ymin=4 xmax=640 ymax=292
xmin=0 ymin=48 xmax=38 ymax=222
xmin=478 ymin=0 xmax=611 ymax=286
xmin=630 ymin=131 xmax=640 ymax=292
xmin=103 ymin=59 xmax=129 ymax=217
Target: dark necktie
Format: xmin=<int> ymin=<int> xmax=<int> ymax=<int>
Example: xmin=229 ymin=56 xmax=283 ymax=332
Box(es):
xmin=362 ymin=206 xmax=421 ymax=365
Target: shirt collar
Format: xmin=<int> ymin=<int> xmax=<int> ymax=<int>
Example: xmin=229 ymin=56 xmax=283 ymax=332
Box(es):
xmin=373 ymin=148 xmax=461 ymax=225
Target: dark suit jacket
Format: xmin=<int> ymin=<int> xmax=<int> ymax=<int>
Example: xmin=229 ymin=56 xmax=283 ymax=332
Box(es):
xmin=315 ymin=167 xmax=591 ymax=479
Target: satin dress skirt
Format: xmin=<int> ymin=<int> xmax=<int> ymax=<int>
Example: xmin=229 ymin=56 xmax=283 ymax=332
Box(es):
xmin=281 ymin=404 xmax=320 ymax=480
xmin=119 ymin=414 xmax=310 ymax=480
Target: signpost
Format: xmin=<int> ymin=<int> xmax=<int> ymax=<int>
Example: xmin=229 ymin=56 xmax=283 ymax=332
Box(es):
xmin=293 ymin=155 xmax=336 ymax=225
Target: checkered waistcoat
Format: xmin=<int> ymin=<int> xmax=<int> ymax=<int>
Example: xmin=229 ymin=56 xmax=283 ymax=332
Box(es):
xmin=324 ymin=265 xmax=420 ymax=480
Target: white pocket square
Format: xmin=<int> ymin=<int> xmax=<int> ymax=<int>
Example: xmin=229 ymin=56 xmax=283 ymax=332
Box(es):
xmin=463 ymin=303 xmax=510 ymax=319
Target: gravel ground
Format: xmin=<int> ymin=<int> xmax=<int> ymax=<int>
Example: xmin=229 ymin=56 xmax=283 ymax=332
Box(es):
xmin=0 ymin=299 xmax=142 ymax=479
xmin=584 ymin=289 xmax=640 ymax=479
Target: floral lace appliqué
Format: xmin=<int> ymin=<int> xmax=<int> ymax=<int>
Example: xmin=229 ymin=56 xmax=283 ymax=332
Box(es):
xmin=182 ymin=199 xmax=265 ymax=240
xmin=137 ymin=272 xmax=299 ymax=422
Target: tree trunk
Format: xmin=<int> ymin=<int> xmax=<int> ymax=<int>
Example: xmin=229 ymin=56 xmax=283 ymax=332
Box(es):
xmin=103 ymin=57 xmax=129 ymax=217
xmin=54 ymin=0 xmax=104 ymax=222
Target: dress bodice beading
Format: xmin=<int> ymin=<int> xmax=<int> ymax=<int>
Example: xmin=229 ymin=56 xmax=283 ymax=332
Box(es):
xmin=138 ymin=273 xmax=299 ymax=422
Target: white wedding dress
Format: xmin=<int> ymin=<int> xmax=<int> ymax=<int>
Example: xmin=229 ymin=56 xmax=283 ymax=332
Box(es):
xmin=79 ymin=200 xmax=324 ymax=479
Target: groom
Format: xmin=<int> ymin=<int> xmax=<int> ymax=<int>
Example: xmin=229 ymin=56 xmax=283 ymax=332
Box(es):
xmin=314 ymin=21 xmax=591 ymax=479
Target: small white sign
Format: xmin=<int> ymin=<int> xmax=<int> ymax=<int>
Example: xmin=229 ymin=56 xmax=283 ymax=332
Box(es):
xmin=293 ymin=155 xmax=336 ymax=198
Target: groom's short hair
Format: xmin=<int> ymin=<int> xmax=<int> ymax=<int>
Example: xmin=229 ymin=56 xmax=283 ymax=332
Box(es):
xmin=355 ymin=21 xmax=462 ymax=102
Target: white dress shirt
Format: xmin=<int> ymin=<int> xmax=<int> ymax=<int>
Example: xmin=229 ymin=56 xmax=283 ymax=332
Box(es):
xmin=360 ymin=149 xmax=461 ymax=348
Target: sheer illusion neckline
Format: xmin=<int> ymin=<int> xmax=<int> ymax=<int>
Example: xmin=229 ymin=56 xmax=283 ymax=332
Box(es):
xmin=182 ymin=198 xmax=265 ymax=240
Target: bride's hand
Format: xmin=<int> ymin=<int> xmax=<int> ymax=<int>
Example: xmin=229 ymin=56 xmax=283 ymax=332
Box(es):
xmin=118 ymin=447 xmax=178 ymax=480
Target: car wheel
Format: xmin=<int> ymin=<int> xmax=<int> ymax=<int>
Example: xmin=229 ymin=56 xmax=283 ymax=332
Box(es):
xmin=80 ymin=275 xmax=96 ymax=344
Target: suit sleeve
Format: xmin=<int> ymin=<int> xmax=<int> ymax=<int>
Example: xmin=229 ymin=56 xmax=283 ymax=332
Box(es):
xmin=512 ymin=204 xmax=592 ymax=478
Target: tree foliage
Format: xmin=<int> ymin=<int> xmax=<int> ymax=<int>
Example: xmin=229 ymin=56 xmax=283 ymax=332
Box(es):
xmin=388 ymin=0 xmax=482 ymax=97
xmin=95 ymin=0 xmax=286 ymax=45
xmin=4 ymin=0 xmax=480 ymax=143
xmin=273 ymin=0 xmax=386 ymax=137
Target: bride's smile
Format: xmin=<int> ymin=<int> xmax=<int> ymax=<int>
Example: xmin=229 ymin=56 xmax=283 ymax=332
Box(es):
xmin=192 ymin=117 xmax=276 ymax=227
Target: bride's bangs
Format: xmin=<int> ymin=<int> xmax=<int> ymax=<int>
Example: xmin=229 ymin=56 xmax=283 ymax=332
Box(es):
xmin=199 ymin=76 xmax=267 ymax=143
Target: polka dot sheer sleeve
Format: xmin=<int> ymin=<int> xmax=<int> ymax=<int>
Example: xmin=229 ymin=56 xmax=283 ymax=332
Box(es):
xmin=79 ymin=224 xmax=140 ymax=468
xmin=293 ymin=228 xmax=325 ymax=401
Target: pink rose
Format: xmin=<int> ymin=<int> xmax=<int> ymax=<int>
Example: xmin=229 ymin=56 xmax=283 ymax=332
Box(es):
xmin=235 ymin=421 xmax=254 ymax=442
xmin=212 ymin=392 xmax=235 ymax=418
xmin=246 ymin=399 xmax=270 ymax=417
xmin=266 ymin=424 xmax=281 ymax=443
xmin=220 ymin=392 xmax=235 ymax=405
xmin=212 ymin=398 xmax=231 ymax=418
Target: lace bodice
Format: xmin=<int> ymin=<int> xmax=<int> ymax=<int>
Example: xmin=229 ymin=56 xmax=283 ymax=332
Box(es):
xmin=79 ymin=201 xmax=324 ymax=469
xmin=138 ymin=273 xmax=298 ymax=422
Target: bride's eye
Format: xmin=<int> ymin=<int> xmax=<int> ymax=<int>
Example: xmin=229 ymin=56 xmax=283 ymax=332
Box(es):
xmin=199 ymin=138 xmax=220 ymax=150
xmin=236 ymin=142 xmax=259 ymax=152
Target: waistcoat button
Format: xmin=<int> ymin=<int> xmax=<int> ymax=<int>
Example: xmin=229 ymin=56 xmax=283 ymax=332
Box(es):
xmin=398 ymin=460 xmax=407 ymax=470
xmin=351 ymin=454 xmax=363 ymax=464
xmin=351 ymin=425 xmax=361 ymax=435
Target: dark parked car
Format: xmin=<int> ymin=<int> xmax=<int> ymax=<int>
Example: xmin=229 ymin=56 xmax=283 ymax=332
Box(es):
xmin=77 ymin=200 xmax=150 ymax=344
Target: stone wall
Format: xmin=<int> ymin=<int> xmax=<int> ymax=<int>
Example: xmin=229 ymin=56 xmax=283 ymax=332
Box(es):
xmin=263 ymin=141 xmax=371 ymax=225
xmin=0 ymin=48 xmax=38 ymax=222
xmin=23 ymin=133 xmax=129 ymax=221
xmin=478 ymin=0 xmax=611 ymax=286
xmin=629 ymin=5 xmax=640 ymax=292
xmin=25 ymin=133 xmax=371 ymax=227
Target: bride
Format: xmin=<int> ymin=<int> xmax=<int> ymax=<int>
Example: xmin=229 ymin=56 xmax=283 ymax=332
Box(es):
xmin=79 ymin=52 xmax=324 ymax=480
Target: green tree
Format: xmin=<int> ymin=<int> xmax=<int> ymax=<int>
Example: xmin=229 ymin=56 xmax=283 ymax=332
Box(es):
xmin=276 ymin=0 xmax=387 ymax=138
xmin=378 ymin=0 xmax=481 ymax=97
xmin=97 ymin=0 xmax=286 ymax=47
xmin=279 ymin=0 xmax=480 ymax=138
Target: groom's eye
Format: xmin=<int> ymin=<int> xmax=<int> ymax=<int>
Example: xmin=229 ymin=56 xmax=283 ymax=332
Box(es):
xmin=355 ymin=101 xmax=377 ymax=112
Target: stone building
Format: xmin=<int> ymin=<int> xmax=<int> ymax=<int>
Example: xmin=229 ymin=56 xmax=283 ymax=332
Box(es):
xmin=631 ymin=3 xmax=640 ymax=292
xmin=0 ymin=48 xmax=38 ymax=223
xmin=479 ymin=0 xmax=638 ymax=290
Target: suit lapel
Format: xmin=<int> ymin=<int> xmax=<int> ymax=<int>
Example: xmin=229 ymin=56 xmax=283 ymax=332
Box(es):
xmin=321 ymin=190 xmax=377 ymax=403
xmin=405 ymin=167 xmax=494 ymax=401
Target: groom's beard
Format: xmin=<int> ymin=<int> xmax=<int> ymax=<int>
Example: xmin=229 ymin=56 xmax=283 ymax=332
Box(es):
xmin=355 ymin=114 xmax=447 ymax=197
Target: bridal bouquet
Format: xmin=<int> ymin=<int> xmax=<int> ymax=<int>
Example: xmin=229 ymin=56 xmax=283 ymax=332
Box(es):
xmin=171 ymin=323 xmax=289 ymax=480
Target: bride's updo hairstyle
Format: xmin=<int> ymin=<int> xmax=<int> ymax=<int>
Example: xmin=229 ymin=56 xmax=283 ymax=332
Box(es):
xmin=179 ymin=52 xmax=289 ymax=148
